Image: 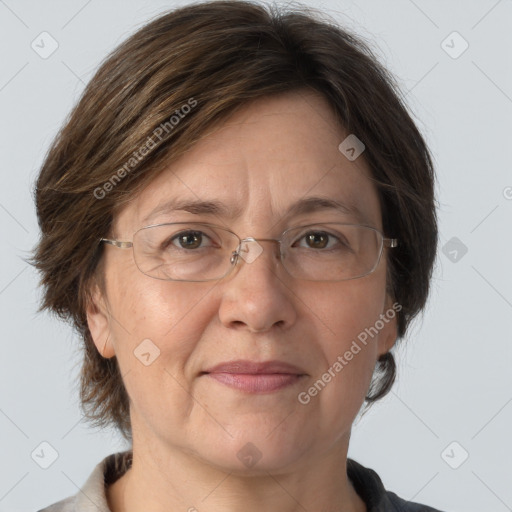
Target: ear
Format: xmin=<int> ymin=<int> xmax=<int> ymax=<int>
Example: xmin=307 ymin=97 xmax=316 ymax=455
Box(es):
xmin=86 ymin=280 xmax=115 ymax=359
xmin=377 ymin=294 xmax=399 ymax=357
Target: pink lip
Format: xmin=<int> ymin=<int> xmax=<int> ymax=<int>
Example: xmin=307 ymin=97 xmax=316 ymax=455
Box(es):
xmin=203 ymin=359 xmax=306 ymax=375
xmin=206 ymin=373 xmax=304 ymax=392
xmin=201 ymin=360 xmax=307 ymax=393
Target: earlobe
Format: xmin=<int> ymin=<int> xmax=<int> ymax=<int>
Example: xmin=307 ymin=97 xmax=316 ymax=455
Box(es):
xmin=86 ymin=283 xmax=115 ymax=359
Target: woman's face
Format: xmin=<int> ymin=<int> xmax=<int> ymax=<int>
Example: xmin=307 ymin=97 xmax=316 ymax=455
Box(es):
xmin=87 ymin=90 xmax=397 ymax=473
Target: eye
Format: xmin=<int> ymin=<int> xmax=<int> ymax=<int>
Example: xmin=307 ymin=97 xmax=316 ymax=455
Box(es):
xmin=295 ymin=230 xmax=347 ymax=250
xmin=166 ymin=230 xmax=215 ymax=251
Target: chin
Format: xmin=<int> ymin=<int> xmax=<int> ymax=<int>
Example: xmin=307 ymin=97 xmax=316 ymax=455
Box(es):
xmin=190 ymin=431 xmax=312 ymax=475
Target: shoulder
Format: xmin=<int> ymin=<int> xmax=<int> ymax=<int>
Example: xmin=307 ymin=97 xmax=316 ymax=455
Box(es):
xmin=35 ymin=450 xmax=132 ymax=512
xmin=347 ymin=458 xmax=446 ymax=512
xmin=384 ymin=490 xmax=446 ymax=511
xmin=37 ymin=496 xmax=75 ymax=512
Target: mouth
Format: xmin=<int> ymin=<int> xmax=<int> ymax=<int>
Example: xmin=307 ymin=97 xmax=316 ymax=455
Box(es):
xmin=200 ymin=359 xmax=307 ymax=393
xmin=203 ymin=372 xmax=306 ymax=393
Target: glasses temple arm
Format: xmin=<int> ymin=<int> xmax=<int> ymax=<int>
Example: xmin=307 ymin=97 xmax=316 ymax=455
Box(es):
xmin=100 ymin=238 xmax=134 ymax=249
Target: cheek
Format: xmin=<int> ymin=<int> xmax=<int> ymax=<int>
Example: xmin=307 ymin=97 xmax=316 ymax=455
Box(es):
xmin=106 ymin=268 xmax=216 ymax=369
xmin=104 ymin=276 xmax=220 ymax=424
xmin=308 ymin=270 xmax=387 ymax=346
xmin=302 ymin=274 xmax=387 ymax=409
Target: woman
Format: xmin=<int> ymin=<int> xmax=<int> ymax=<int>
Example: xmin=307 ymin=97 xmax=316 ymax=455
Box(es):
xmin=32 ymin=1 xmax=442 ymax=511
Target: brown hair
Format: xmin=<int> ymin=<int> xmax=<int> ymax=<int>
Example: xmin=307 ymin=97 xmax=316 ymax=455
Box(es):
xmin=28 ymin=0 xmax=438 ymax=442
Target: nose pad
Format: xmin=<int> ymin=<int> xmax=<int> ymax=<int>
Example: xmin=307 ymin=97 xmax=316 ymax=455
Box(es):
xmin=238 ymin=237 xmax=265 ymax=264
xmin=231 ymin=238 xmax=280 ymax=268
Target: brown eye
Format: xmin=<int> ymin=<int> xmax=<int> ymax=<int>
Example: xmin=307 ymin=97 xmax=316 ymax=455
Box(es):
xmin=163 ymin=230 xmax=212 ymax=251
xmin=304 ymin=232 xmax=329 ymax=249
xmin=292 ymin=228 xmax=353 ymax=253
xmin=176 ymin=231 xmax=204 ymax=250
xmin=296 ymin=230 xmax=340 ymax=250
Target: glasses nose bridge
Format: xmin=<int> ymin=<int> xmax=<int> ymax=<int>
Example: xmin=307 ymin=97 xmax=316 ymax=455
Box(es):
xmin=240 ymin=236 xmax=281 ymax=244
xmin=239 ymin=236 xmax=283 ymax=252
xmin=234 ymin=236 xmax=285 ymax=265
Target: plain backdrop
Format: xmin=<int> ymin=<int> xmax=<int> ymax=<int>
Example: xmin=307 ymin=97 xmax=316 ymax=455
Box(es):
xmin=0 ymin=1 xmax=511 ymax=511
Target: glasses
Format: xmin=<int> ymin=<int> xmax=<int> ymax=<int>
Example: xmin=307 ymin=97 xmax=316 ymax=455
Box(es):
xmin=99 ymin=222 xmax=398 ymax=282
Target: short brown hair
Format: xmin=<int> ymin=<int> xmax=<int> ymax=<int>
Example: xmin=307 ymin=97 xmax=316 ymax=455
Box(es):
xmin=28 ymin=0 xmax=438 ymax=442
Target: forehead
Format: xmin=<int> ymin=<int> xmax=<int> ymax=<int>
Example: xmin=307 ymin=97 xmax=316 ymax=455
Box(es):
xmin=115 ymin=90 xmax=382 ymax=235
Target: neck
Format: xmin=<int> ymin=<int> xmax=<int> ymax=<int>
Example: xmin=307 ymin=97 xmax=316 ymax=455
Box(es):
xmin=107 ymin=437 xmax=366 ymax=512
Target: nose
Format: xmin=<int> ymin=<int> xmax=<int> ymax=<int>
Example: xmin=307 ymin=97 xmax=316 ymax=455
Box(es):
xmin=218 ymin=238 xmax=297 ymax=333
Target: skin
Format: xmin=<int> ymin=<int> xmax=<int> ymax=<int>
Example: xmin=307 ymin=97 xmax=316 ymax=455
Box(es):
xmin=87 ymin=89 xmax=397 ymax=512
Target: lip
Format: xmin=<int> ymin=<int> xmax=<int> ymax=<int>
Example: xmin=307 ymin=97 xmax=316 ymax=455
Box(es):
xmin=202 ymin=359 xmax=306 ymax=375
xmin=206 ymin=373 xmax=305 ymax=393
xmin=201 ymin=360 xmax=307 ymax=394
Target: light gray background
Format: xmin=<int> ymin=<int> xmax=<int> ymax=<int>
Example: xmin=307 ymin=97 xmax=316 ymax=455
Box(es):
xmin=1 ymin=1 xmax=511 ymax=511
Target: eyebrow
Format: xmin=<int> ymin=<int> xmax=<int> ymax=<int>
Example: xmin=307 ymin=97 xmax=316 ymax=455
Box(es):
xmin=142 ymin=195 xmax=370 ymax=225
